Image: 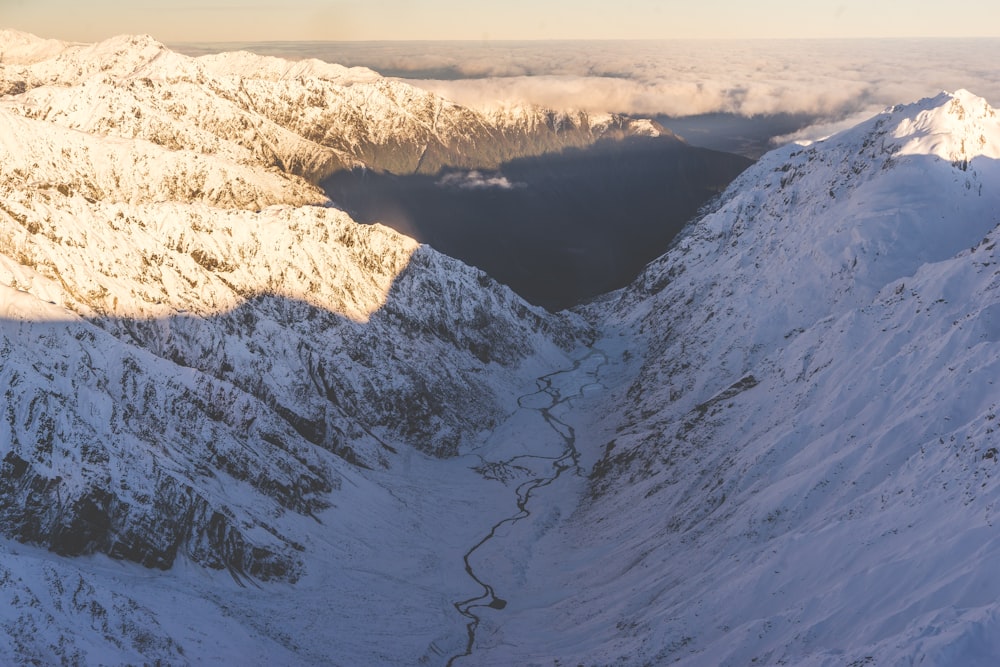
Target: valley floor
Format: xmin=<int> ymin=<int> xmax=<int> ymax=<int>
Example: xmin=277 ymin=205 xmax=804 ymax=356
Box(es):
xmin=0 ymin=341 xmax=628 ymax=666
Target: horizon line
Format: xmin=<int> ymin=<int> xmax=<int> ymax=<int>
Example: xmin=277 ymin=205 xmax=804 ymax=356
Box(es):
xmin=165 ymin=35 xmax=1000 ymax=44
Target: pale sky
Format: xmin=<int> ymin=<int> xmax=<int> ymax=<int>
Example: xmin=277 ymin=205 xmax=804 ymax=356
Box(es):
xmin=3 ymin=0 xmax=1000 ymax=43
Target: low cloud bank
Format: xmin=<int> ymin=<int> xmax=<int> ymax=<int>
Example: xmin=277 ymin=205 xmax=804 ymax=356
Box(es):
xmin=409 ymin=74 xmax=874 ymax=119
xmin=396 ymin=40 xmax=1000 ymax=121
xmin=181 ymin=38 xmax=1000 ymax=149
xmin=227 ymin=39 xmax=1000 ymax=117
xmin=770 ymin=109 xmax=887 ymax=145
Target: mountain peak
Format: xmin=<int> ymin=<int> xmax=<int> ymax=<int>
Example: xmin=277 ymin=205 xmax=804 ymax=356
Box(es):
xmin=823 ymin=88 xmax=1000 ymax=167
xmin=890 ymin=88 xmax=1000 ymax=161
xmin=572 ymin=87 xmax=1000 ymax=665
xmin=612 ymin=86 xmax=1000 ymax=388
xmin=0 ymin=29 xmax=73 ymax=65
xmin=68 ymin=33 xmax=171 ymax=68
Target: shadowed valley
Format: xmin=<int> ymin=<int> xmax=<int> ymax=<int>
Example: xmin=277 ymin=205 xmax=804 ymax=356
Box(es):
xmin=323 ymin=135 xmax=752 ymax=310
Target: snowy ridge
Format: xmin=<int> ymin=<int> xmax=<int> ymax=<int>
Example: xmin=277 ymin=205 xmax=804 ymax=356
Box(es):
xmin=0 ymin=33 xmax=659 ymax=180
xmin=0 ymin=29 xmax=74 ymax=66
xmin=0 ymin=177 xmax=585 ymax=579
xmin=0 ymin=106 xmax=324 ymax=208
xmin=612 ymin=88 xmax=1000 ymax=390
xmin=471 ymin=90 xmax=1000 ymax=665
xmin=196 ymin=49 xmax=381 ymax=85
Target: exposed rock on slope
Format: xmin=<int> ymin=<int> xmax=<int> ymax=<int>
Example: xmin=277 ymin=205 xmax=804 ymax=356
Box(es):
xmin=0 ymin=30 xmax=662 ymax=180
xmin=0 ymin=187 xmax=583 ymax=584
xmin=0 ymin=31 xmax=587 ymax=589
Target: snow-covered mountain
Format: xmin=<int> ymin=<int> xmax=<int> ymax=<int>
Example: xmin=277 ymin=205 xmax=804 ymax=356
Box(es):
xmin=0 ymin=31 xmax=593 ymax=662
xmin=0 ymin=30 xmax=661 ymax=182
xmin=468 ymin=89 xmax=1000 ymax=665
xmin=2 ymin=28 xmax=1000 ymax=666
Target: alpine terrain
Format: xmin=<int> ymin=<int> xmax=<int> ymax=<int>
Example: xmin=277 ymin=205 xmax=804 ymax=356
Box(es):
xmin=1 ymin=29 xmax=999 ymax=666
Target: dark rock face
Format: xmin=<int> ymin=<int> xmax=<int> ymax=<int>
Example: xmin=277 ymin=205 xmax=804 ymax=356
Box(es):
xmin=0 ymin=236 xmax=583 ymax=581
xmin=0 ymin=350 xmax=316 ymax=582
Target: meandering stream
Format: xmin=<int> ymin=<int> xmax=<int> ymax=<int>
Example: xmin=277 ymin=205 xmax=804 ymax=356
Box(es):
xmin=447 ymin=348 xmax=607 ymax=666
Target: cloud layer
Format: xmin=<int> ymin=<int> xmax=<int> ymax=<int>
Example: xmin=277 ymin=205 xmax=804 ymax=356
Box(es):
xmin=228 ymin=40 xmax=997 ymax=110
xmin=178 ymin=38 xmax=1000 ymax=146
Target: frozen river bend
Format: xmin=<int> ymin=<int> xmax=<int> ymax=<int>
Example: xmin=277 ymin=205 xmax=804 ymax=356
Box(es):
xmin=448 ymin=348 xmax=608 ymax=665
xmin=2 ymin=31 xmax=1000 ymax=665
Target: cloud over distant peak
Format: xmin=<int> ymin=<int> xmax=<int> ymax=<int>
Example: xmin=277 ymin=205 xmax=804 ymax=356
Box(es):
xmin=178 ymin=38 xmax=1000 ymax=150
xmin=409 ymin=74 xmax=875 ymax=119
xmin=213 ymin=39 xmax=999 ymax=115
xmin=392 ymin=39 xmax=1000 ymax=120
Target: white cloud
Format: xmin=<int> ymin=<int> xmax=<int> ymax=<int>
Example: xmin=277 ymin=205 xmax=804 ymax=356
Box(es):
xmin=436 ymin=171 xmax=522 ymax=190
xmin=277 ymin=38 xmax=1000 ymax=121
xmin=769 ymin=108 xmax=885 ymax=146
xmin=180 ymin=38 xmax=1000 ymax=148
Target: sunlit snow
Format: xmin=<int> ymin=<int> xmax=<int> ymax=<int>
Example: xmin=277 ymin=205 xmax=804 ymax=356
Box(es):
xmin=1 ymin=31 xmax=1000 ymax=667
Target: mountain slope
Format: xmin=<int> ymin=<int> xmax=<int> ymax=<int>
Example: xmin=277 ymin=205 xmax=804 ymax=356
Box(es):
xmin=0 ymin=165 xmax=586 ymax=573
xmin=0 ymin=32 xmax=593 ymax=662
xmin=459 ymin=90 xmax=1000 ymax=665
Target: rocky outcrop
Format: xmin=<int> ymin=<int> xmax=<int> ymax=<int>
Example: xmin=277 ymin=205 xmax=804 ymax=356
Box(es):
xmin=0 ymin=32 xmax=588 ymax=585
